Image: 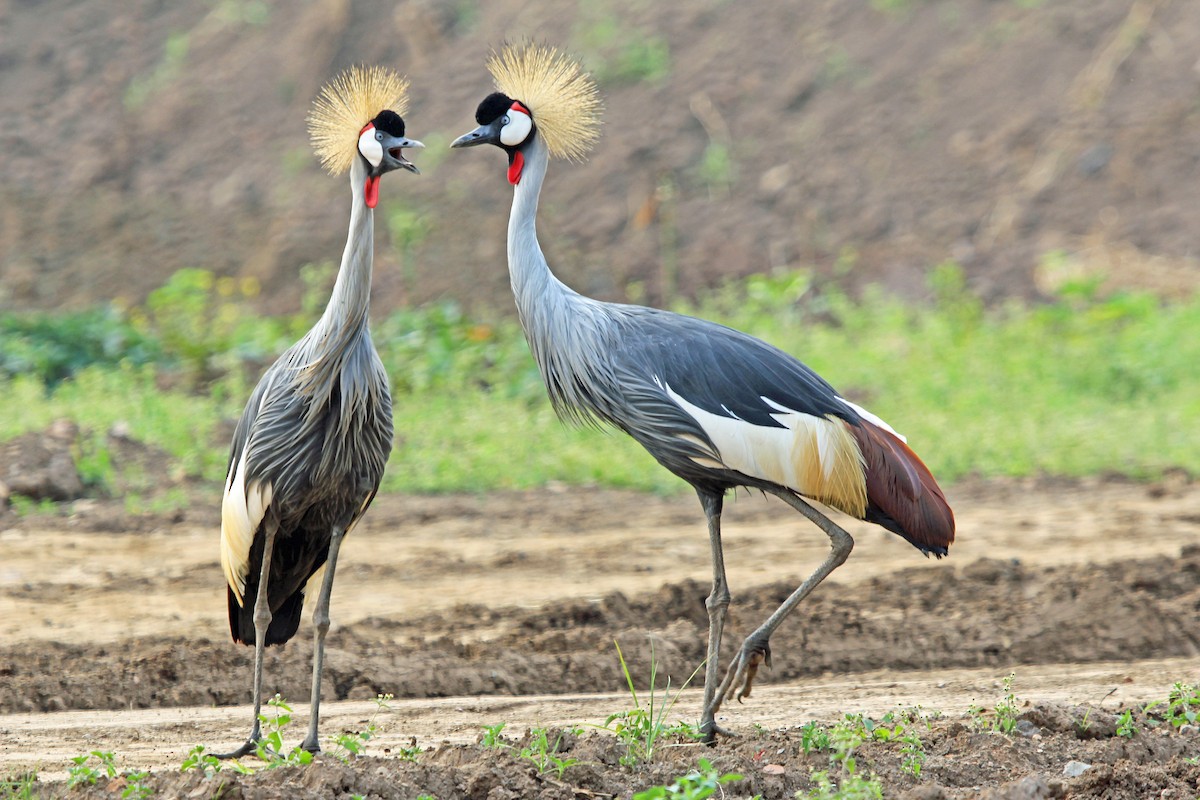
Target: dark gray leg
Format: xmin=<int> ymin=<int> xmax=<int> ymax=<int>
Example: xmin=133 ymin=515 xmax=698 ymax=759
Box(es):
xmin=712 ymin=489 xmax=854 ymax=716
xmin=300 ymin=525 xmax=346 ymax=753
xmin=697 ymin=490 xmax=735 ymax=744
xmin=216 ymin=519 xmax=279 ymax=760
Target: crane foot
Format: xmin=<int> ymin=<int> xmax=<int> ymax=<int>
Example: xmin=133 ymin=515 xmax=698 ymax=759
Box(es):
xmin=699 ymin=721 xmax=738 ymax=745
xmin=213 ymin=738 xmax=258 ymax=761
xmin=213 ymin=737 xmax=282 ymax=762
xmin=723 ymin=639 xmax=772 ymax=704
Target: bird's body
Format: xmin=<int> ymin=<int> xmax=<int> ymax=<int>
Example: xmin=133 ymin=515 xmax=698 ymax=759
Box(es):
xmin=454 ymin=45 xmax=954 ymax=741
xmin=215 ymin=66 xmax=420 ymax=759
xmin=220 ymin=179 xmax=393 ymax=647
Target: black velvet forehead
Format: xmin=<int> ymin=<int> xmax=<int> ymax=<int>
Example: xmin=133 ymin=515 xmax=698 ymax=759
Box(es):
xmin=475 ymin=92 xmax=516 ymax=125
xmin=371 ymin=109 xmax=406 ymax=137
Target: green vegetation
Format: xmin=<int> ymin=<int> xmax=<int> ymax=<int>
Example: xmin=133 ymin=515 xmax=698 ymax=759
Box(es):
xmin=800 ymin=716 xmax=885 ymax=800
xmin=968 ymin=672 xmax=1021 ymax=734
xmin=1144 ymin=682 xmax=1200 ymax=730
xmin=598 ymin=640 xmax=702 ymax=765
xmin=1 ymin=261 xmax=1198 ymax=504
xmin=66 ymin=750 xmax=151 ymax=796
xmin=0 ymin=771 xmax=37 ymax=800
xmin=517 ymin=727 xmax=582 ymax=779
xmin=632 ymin=758 xmax=746 ymax=800
xmin=476 ymin=722 xmax=581 ymax=778
xmin=573 ymin=3 xmax=671 ymax=85
xmin=330 ymin=694 xmax=397 ymax=762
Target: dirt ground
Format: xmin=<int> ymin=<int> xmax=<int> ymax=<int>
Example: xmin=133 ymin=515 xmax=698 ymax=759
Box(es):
xmin=1 ymin=475 xmax=1198 ymax=798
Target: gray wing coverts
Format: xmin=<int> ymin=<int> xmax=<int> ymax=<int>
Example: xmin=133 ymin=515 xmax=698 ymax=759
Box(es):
xmin=548 ymin=305 xmax=859 ymax=487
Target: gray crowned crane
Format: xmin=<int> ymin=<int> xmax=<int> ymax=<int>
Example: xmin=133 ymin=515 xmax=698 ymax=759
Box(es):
xmin=451 ymin=44 xmax=955 ymax=742
xmin=216 ymin=66 xmax=421 ymax=759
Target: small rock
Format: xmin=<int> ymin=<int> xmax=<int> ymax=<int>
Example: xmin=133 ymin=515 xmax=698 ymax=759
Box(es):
xmin=762 ymin=763 xmax=785 ymax=775
xmin=1179 ymin=724 xmax=1198 ymax=735
xmin=1077 ymin=143 xmax=1113 ymax=177
xmin=1015 ymin=719 xmax=1040 ymax=737
xmin=1062 ymin=761 xmax=1091 ymax=777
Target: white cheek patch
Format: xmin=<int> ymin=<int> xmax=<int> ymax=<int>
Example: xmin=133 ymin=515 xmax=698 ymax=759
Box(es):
xmin=358 ymin=127 xmax=383 ymax=168
xmin=500 ymin=109 xmax=533 ymax=146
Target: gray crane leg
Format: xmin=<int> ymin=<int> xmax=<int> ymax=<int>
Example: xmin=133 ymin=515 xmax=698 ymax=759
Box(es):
xmin=216 ymin=519 xmax=279 ymax=760
xmin=300 ymin=525 xmax=346 ymax=754
xmin=697 ymin=491 xmax=735 ymax=744
xmin=711 ymin=490 xmax=853 ymax=719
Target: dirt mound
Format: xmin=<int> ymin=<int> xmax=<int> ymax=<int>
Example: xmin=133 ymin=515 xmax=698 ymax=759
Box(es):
xmin=4 ymin=548 xmax=1198 ymax=715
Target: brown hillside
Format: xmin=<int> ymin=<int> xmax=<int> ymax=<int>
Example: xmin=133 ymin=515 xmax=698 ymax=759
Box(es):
xmin=2 ymin=0 xmax=1197 ymax=316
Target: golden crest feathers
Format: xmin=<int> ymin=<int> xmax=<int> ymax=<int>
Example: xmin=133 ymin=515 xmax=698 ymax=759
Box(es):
xmin=308 ymin=65 xmax=411 ymax=175
xmin=487 ymin=43 xmax=602 ymax=161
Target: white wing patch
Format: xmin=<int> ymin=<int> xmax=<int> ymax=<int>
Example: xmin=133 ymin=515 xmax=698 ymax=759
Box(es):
xmin=220 ymin=454 xmax=274 ymax=607
xmin=664 ymin=384 xmax=867 ymax=518
xmin=837 ymin=396 xmax=906 ymax=442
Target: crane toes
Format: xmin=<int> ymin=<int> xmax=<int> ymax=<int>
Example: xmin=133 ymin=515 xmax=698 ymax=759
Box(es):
xmin=213 ymin=737 xmax=260 ymax=761
xmin=724 ymin=640 xmax=773 ymax=704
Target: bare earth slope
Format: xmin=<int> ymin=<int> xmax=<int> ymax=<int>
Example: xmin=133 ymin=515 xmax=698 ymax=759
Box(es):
xmin=2 ymin=0 xmax=1198 ymax=314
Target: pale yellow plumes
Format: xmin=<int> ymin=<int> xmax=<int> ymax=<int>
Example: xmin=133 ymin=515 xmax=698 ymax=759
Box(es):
xmin=487 ymin=42 xmax=602 ymax=161
xmin=794 ymin=418 xmax=867 ymax=519
xmin=308 ymin=65 xmax=411 ymax=175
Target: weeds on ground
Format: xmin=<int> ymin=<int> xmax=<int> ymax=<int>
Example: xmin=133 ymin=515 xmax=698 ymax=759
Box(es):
xmin=518 ymin=727 xmax=583 ymax=779
xmin=479 ymin=722 xmax=509 ymax=749
xmin=968 ymin=673 xmax=1021 ymax=734
xmin=598 ymin=640 xmax=704 ymax=765
xmin=180 ymin=744 xmax=250 ymax=777
xmin=1115 ymin=709 xmax=1138 ymax=738
xmin=799 ymin=719 xmax=884 ymax=800
xmin=1 ymin=771 xmax=37 ymax=800
xmin=66 ymin=751 xmax=153 ymax=797
xmin=1144 ymin=682 xmax=1200 ymax=730
xmin=330 ymin=693 xmax=395 ymax=762
xmin=632 ymin=757 xmax=747 ymax=800
xmin=799 ymin=708 xmax=930 ymax=780
xmin=253 ymin=694 xmax=313 ymax=767
xmin=478 ymin=722 xmax=581 ymax=779
xmin=66 ymin=751 xmax=118 ymax=788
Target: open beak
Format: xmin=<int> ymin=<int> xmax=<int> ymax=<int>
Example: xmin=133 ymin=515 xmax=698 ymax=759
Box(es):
xmin=384 ymin=135 xmax=424 ymax=174
xmin=451 ymin=119 xmax=503 ymax=149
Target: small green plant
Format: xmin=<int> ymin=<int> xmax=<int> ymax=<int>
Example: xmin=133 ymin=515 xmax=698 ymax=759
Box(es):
xmin=969 ymin=673 xmax=1021 ymax=734
xmin=120 ymin=770 xmax=153 ymax=799
xmin=1 ymin=770 xmax=38 ymax=800
xmin=67 ymin=750 xmax=118 ymax=788
xmin=480 ymin=722 xmax=509 ymax=749
xmin=598 ymin=640 xmax=703 ymax=765
xmin=633 ymin=757 xmax=744 ymax=800
xmin=798 ymin=720 xmax=831 ymax=754
xmin=801 ymin=721 xmax=884 ymax=800
xmin=518 ymin=727 xmax=581 ymax=779
xmin=330 ymin=693 xmax=394 ymax=761
xmin=180 ymin=745 xmax=227 ymax=777
xmin=254 ymin=694 xmax=313 ymax=767
xmin=1144 ymin=682 xmax=1200 ymax=729
xmin=1116 ymin=709 xmax=1137 ymax=738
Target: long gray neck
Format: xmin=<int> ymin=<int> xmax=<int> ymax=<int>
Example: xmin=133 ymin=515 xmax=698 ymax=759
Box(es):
xmin=507 ymin=135 xmax=578 ymax=329
xmin=317 ymin=156 xmax=374 ymax=342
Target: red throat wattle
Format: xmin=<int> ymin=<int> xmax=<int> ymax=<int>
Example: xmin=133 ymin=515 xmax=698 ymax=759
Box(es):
xmin=507 ymin=150 xmax=525 ymax=185
xmin=364 ymin=175 xmax=380 ymax=208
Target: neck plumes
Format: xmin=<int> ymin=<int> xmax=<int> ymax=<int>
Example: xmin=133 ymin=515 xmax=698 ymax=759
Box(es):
xmin=317 ymin=157 xmax=375 ymax=343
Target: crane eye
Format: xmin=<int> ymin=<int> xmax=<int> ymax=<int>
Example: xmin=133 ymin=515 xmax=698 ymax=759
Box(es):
xmin=499 ymin=109 xmax=532 ymax=147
